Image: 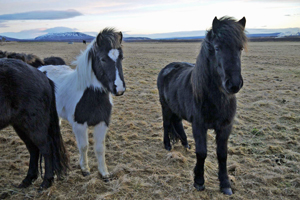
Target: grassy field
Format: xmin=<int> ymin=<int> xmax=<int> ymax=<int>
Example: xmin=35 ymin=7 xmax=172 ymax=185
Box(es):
xmin=0 ymin=41 xmax=299 ymax=199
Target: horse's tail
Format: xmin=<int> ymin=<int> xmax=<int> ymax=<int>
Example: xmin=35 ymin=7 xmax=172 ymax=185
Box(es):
xmin=47 ymin=78 xmax=70 ymax=178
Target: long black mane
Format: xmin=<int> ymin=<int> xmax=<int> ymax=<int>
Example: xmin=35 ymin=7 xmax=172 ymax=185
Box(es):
xmin=192 ymin=16 xmax=247 ymax=98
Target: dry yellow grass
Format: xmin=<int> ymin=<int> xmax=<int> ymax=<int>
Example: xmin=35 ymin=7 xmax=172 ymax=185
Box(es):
xmin=0 ymin=41 xmax=299 ymax=199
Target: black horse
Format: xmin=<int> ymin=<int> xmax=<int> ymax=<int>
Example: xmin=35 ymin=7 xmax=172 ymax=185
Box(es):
xmin=44 ymin=56 xmax=66 ymax=65
xmin=0 ymin=51 xmax=45 ymax=68
xmin=157 ymin=16 xmax=247 ymax=195
xmin=0 ymin=58 xmax=69 ymax=189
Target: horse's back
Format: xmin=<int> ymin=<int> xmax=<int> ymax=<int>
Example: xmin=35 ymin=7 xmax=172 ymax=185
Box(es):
xmin=157 ymin=62 xmax=195 ymax=121
xmin=39 ymin=64 xmax=74 ymax=84
xmin=0 ymin=58 xmax=52 ymax=128
xmin=157 ymin=62 xmax=194 ymax=87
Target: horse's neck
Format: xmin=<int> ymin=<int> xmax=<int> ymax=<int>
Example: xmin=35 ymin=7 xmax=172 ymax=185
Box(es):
xmin=192 ymin=44 xmax=222 ymax=100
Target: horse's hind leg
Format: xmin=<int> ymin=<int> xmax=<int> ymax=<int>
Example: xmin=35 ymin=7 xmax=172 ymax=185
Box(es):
xmin=72 ymin=122 xmax=90 ymax=176
xmin=161 ymin=106 xmax=173 ymax=151
xmin=13 ymin=126 xmax=39 ymax=188
xmin=93 ymin=122 xmax=110 ymax=181
xmin=171 ymin=116 xmax=190 ymax=149
xmin=39 ymin=144 xmax=54 ymax=189
xmin=27 ymin=127 xmax=54 ymax=189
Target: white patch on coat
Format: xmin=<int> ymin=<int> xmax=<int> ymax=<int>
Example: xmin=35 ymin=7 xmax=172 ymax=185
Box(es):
xmin=108 ymin=49 xmax=119 ymax=62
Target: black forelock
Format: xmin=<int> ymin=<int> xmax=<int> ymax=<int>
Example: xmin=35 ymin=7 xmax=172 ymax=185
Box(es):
xmin=97 ymin=27 xmax=122 ymax=50
xmin=207 ymin=16 xmax=247 ymax=48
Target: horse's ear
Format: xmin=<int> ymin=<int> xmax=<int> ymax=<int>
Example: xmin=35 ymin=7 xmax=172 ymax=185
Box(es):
xmin=212 ymin=16 xmax=220 ymax=34
xmin=118 ymin=31 xmax=123 ymax=44
xmin=238 ymin=17 xmax=246 ymax=29
xmin=96 ymin=32 xmax=102 ymax=46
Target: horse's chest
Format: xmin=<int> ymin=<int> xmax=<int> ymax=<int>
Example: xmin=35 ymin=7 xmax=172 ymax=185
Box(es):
xmin=74 ymin=88 xmax=112 ymax=126
xmin=201 ymin=96 xmax=236 ymax=128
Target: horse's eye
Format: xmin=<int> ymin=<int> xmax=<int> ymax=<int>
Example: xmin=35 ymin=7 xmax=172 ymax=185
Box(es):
xmin=101 ymin=58 xmax=106 ymax=62
xmin=214 ymin=46 xmax=220 ymax=52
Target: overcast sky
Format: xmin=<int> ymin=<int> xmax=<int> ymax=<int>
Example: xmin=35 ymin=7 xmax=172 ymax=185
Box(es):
xmin=0 ymin=0 xmax=299 ymax=39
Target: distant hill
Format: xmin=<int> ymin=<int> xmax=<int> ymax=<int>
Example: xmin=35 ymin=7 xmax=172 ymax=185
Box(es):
xmin=0 ymin=35 xmax=22 ymax=42
xmin=34 ymin=32 xmax=95 ymax=42
xmin=1 ymin=31 xmax=300 ymax=42
xmin=123 ymin=37 xmax=151 ymax=42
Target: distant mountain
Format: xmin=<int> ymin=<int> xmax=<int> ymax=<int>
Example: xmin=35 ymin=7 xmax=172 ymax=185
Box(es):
xmin=0 ymin=35 xmax=22 ymax=42
xmin=1 ymin=30 xmax=300 ymax=42
xmin=34 ymin=32 xmax=95 ymax=42
xmin=123 ymin=37 xmax=151 ymax=42
xmin=277 ymin=31 xmax=300 ymax=38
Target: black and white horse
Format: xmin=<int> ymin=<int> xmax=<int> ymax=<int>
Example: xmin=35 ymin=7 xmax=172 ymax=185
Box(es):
xmin=157 ymin=17 xmax=247 ymax=195
xmin=0 ymin=58 xmax=69 ymax=189
xmin=39 ymin=28 xmax=126 ymax=179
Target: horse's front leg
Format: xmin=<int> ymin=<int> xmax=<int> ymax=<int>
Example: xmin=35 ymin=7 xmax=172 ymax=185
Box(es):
xmin=192 ymin=122 xmax=207 ymax=191
xmin=216 ymin=126 xmax=232 ymax=195
xmin=93 ymin=122 xmax=110 ymax=181
xmin=72 ymin=122 xmax=90 ymax=176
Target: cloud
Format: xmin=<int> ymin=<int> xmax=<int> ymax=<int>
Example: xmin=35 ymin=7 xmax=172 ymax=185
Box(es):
xmin=0 ymin=9 xmax=82 ymax=20
xmin=43 ymin=27 xmax=78 ymax=33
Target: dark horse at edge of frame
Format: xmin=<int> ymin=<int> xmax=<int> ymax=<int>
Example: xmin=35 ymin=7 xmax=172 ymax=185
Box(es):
xmin=0 ymin=58 xmax=69 ymax=190
xmin=157 ymin=16 xmax=247 ymax=195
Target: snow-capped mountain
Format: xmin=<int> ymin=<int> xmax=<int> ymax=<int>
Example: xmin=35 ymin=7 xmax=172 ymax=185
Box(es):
xmin=277 ymin=31 xmax=300 ymax=38
xmin=35 ymin=32 xmax=95 ymax=41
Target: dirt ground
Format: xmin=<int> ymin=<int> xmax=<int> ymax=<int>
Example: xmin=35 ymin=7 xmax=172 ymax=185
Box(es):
xmin=0 ymin=41 xmax=299 ymax=200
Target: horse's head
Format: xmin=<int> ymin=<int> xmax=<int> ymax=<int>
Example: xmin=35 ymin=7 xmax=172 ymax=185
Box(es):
xmin=90 ymin=28 xmax=126 ymax=96
xmin=208 ymin=16 xmax=247 ymax=94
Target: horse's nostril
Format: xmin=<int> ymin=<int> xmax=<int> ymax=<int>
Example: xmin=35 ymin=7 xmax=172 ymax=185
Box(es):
xmin=225 ymin=80 xmax=241 ymax=94
xmin=116 ymin=91 xmax=124 ymax=96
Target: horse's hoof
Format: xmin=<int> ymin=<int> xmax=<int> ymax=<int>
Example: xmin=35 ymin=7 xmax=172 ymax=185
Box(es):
xmin=164 ymin=145 xmax=172 ymax=151
xmin=221 ymin=188 xmax=233 ymax=195
xmin=194 ymin=183 xmax=205 ymax=191
xmin=17 ymin=181 xmax=32 ymax=188
xmin=184 ymin=144 xmax=191 ymax=149
xmin=38 ymin=178 xmax=54 ymax=191
xmin=82 ymin=171 xmax=91 ymax=177
xmin=17 ymin=176 xmax=37 ymax=188
xmin=102 ymin=174 xmax=112 ymax=182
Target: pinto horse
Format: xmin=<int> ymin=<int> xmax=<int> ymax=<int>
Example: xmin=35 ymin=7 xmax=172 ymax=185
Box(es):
xmin=157 ymin=16 xmax=247 ymax=195
xmin=0 ymin=58 xmax=69 ymax=189
xmin=39 ymin=28 xmax=126 ymax=180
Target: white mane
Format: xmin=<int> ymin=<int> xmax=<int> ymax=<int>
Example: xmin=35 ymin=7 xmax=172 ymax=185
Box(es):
xmin=72 ymin=39 xmax=104 ymax=91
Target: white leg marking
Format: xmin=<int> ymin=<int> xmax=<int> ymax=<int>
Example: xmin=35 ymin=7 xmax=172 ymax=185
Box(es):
xmin=72 ymin=122 xmax=90 ymax=172
xmin=93 ymin=121 xmax=109 ymax=177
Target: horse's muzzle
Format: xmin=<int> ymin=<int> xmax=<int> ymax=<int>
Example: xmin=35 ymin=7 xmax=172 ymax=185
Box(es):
xmin=224 ymin=75 xmax=243 ymax=94
xmin=115 ymin=90 xmax=125 ymax=96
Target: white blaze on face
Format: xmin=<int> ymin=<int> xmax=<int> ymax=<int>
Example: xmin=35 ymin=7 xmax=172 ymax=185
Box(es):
xmin=108 ymin=49 xmax=125 ymax=94
xmin=108 ymin=49 xmax=119 ymax=62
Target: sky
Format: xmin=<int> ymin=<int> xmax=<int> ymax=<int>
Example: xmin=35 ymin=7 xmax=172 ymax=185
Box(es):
xmin=0 ymin=0 xmax=299 ymax=39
